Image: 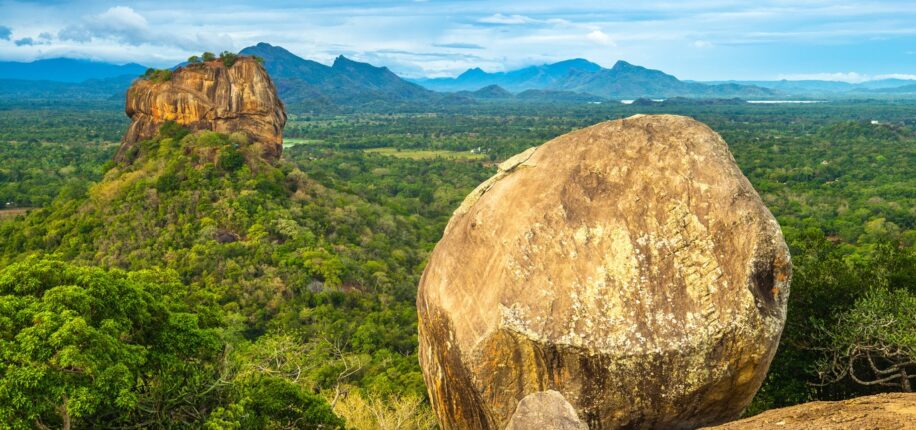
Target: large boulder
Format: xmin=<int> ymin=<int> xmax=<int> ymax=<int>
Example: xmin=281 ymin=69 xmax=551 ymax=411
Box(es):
xmin=417 ymin=115 xmax=791 ymax=429
xmin=119 ymin=57 xmax=286 ymax=163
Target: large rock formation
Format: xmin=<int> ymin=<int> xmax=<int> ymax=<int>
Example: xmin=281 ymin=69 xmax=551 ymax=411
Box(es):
xmin=417 ymin=115 xmax=791 ymax=429
xmin=119 ymin=57 xmax=286 ymax=163
xmin=703 ymin=393 xmax=916 ymax=430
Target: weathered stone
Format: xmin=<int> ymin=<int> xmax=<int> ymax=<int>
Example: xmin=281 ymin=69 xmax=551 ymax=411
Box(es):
xmin=506 ymin=390 xmax=588 ymax=430
xmin=417 ymin=114 xmax=791 ymax=429
xmin=703 ymin=393 xmax=916 ymax=430
xmin=119 ymin=57 xmax=286 ymax=163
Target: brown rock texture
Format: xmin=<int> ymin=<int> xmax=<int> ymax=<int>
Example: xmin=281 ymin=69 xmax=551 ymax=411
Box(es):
xmin=119 ymin=57 xmax=286 ymax=162
xmin=703 ymin=393 xmax=916 ymax=430
xmin=417 ymin=114 xmax=791 ymax=429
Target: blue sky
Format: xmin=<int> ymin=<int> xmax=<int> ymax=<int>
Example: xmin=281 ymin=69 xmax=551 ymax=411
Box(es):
xmin=0 ymin=0 xmax=914 ymax=81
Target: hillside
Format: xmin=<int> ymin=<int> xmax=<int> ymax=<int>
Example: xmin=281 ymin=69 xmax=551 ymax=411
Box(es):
xmin=0 ymin=55 xmax=485 ymax=428
xmin=239 ymin=43 xmax=437 ymax=111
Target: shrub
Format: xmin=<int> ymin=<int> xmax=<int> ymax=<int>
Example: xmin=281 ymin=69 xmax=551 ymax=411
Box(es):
xmin=218 ymin=149 xmax=246 ymax=172
xmin=159 ymin=121 xmax=190 ymax=141
xmin=220 ymin=51 xmax=239 ymax=68
xmin=142 ymin=68 xmax=172 ymax=83
xmin=201 ymin=52 xmax=216 ymax=62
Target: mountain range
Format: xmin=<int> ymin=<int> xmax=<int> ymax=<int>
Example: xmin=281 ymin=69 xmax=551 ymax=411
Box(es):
xmin=3 ymin=43 xmax=916 ymax=110
xmin=415 ymin=59 xmax=778 ymax=99
xmin=238 ymin=43 xmax=436 ymax=111
xmin=0 ymin=58 xmax=147 ymax=83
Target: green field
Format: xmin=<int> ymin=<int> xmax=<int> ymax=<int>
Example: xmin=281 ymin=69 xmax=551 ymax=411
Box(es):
xmin=363 ymin=147 xmax=487 ymax=160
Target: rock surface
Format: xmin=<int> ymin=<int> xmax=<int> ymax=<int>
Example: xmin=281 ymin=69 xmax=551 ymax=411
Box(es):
xmin=119 ymin=57 xmax=286 ymax=162
xmin=505 ymin=390 xmax=588 ymax=430
xmin=703 ymin=393 xmax=916 ymax=430
xmin=417 ymin=114 xmax=791 ymax=429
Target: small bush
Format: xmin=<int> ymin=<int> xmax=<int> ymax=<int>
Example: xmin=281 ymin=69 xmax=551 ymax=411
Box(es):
xmin=143 ymin=68 xmax=173 ymax=83
xmin=220 ymin=51 xmax=239 ymax=68
xmin=201 ymin=51 xmax=216 ymax=62
xmin=159 ymin=121 xmax=190 ymax=141
xmin=188 ymin=55 xmax=201 ymax=64
xmin=218 ymin=149 xmax=246 ymax=172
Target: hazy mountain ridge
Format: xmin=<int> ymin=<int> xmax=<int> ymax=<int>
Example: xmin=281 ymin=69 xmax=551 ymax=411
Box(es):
xmin=239 ymin=43 xmax=436 ymax=111
xmin=702 ymin=78 xmax=916 ymax=95
xmin=416 ymin=59 xmax=779 ymax=98
xmin=0 ymin=58 xmax=147 ymax=83
xmin=416 ymin=58 xmax=603 ymax=92
xmin=3 ymin=43 xmax=916 ymax=109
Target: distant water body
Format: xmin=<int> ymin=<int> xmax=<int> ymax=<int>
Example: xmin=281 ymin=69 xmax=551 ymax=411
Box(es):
xmin=619 ymin=100 xmax=824 ymax=105
xmin=747 ymin=100 xmax=824 ymax=104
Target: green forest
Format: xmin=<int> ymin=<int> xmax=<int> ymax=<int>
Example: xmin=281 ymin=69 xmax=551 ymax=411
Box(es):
xmin=0 ymin=100 xmax=913 ymax=428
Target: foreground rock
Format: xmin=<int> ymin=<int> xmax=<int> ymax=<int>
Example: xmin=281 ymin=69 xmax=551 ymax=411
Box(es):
xmin=119 ymin=56 xmax=286 ymax=163
xmin=704 ymin=393 xmax=916 ymax=429
xmin=417 ymin=114 xmax=791 ymax=429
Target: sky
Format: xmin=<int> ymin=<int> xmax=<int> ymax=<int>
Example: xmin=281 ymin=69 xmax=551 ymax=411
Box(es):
xmin=0 ymin=0 xmax=914 ymax=82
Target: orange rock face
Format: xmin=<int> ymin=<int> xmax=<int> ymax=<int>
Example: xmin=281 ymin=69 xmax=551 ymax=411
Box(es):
xmin=119 ymin=57 xmax=286 ymax=162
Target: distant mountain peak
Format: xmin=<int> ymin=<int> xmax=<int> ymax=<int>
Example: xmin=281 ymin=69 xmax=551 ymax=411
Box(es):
xmin=458 ymin=67 xmax=487 ymax=79
xmin=549 ymin=58 xmax=602 ymax=72
xmin=611 ymin=60 xmax=640 ymax=71
xmin=333 ymin=55 xmax=371 ymax=68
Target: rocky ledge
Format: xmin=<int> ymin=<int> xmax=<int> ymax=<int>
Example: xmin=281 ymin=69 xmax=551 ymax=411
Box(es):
xmin=704 ymin=393 xmax=916 ymax=429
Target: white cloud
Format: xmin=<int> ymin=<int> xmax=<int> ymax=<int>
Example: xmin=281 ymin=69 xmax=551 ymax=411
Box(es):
xmin=478 ymin=14 xmax=534 ymax=25
xmin=433 ymin=42 xmax=484 ymax=49
xmin=59 ymin=6 xmax=150 ymax=46
xmin=97 ymin=6 xmax=149 ymax=34
xmin=586 ymin=30 xmax=614 ymax=46
xmin=692 ymin=40 xmax=713 ymax=48
xmin=56 ymin=6 xmax=232 ymax=53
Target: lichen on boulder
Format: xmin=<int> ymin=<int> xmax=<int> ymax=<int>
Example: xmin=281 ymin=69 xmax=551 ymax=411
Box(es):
xmin=417 ymin=114 xmax=791 ymax=429
xmin=119 ymin=57 xmax=286 ymax=163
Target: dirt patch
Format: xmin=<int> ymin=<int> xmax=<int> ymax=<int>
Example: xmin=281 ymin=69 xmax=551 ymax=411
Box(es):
xmin=0 ymin=208 xmax=34 ymax=220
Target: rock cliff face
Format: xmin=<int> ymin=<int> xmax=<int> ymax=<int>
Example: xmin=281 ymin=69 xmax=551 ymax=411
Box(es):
xmin=119 ymin=57 xmax=286 ymax=162
xmin=417 ymin=115 xmax=791 ymax=429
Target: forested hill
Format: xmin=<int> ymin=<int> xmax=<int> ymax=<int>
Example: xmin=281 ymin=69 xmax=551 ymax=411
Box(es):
xmin=0 ymin=117 xmax=495 ymax=427
xmin=239 ymin=43 xmax=439 ymax=111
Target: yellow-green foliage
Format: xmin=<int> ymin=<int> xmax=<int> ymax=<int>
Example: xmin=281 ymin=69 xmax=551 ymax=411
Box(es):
xmin=333 ymin=388 xmax=436 ymax=430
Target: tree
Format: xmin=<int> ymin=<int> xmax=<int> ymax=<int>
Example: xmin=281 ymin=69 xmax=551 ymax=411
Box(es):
xmin=816 ymin=288 xmax=916 ymax=392
xmin=220 ymin=51 xmax=239 ymax=68
xmin=202 ymin=52 xmax=216 ymax=62
xmin=0 ymin=258 xmax=222 ymax=429
xmin=188 ymin=55 xmax=201 ymax=64
xmin=208 ymin=377 xmax=345 ymax=429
